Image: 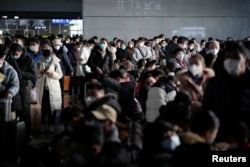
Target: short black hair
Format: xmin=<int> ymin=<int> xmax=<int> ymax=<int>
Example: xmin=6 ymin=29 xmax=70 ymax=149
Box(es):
xmin=87 ymin=39 xmax=96 ymax=45
xmin=0 ymin=44 xmax=9 ymax=59
xmin=177 ymin=36 xmax=188 ymax=44
xmin=9 ymin=43 xmax=23 ymax=52
xmin=173 ymin=47 xmax=184 ymax=55
xmin=145 ymin=60 xmax=157 ymax=69
xmin=137 ymin=59 xmax=146 ymax=68
xmin=190 ymin=111 xmax=220 ymax=135
xmin=109 ymin=69 xmax=127 ymax=79
xmin=74 ymin=41 xmax=82 ymax=46
xmin=60 ymin=104 xmax=83 ymax=123
xmin=172 ymin=36 xmax=178 ymax=40
xmin=43 ymin=39 xmax=51 ymax=46
xmin=86 ymin=82 xmax=103 ymax=91
xmin=30 ymin=37 xmax=41 ymax=45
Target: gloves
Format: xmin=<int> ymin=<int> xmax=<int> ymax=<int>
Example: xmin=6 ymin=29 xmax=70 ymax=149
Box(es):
xmin=0 ymin=73 xmax=5 ymax=83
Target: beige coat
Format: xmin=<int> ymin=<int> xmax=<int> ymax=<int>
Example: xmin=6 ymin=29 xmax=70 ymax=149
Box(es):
xmin=176 ymin=68 xmax=215 ymax=111
xmin=35 ymin=56 xmax=63 ymax=111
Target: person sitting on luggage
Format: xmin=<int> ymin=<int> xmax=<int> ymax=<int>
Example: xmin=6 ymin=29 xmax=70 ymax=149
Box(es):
xmin=0 ymin=44 xmax=19 ymax=122
xmin=35 ymin=49 xmax=63 ymax=132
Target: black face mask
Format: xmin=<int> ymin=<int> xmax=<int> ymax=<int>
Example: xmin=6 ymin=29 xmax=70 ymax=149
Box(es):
xmin=43 ymin=49 xmax=51 ymax=57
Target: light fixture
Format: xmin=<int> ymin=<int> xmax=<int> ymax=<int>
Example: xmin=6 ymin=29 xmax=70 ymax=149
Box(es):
xmin=14 ymin=16 xmax=19 ymax=19
xmin=2 ymin=16 xmax=7 ymax=19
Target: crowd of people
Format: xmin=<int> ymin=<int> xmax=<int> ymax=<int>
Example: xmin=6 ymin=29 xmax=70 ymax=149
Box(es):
xmin=0 ymin=33 xmax=250 ymax=166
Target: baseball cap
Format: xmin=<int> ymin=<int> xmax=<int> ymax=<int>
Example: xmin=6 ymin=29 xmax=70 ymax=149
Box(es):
xmin=92 ymin=104 xmax=117 ymax=123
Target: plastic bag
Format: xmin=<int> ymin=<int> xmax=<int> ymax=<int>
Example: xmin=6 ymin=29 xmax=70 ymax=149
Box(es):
xmin=30 ymin=87 xmax=39 ymax=104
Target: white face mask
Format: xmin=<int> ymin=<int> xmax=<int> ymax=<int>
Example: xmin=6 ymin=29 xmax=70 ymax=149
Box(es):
xmin=30 ymin=45 xmax=38 ymax=52
xmin=176 ymin=53 xmax=184 ymax=61
xmin=76 ymin=48 xmax=81 ymax=52
xmin=54 ymin=46 xmax=61 ymax=50
xmin=88 ymin=46 xmax=93 ymax=50
xmin=189 ymin=46 xmax=194 ymax=50
xmin=139 ymin=43 xmax=144 ymax=47
xmin=161 ymin=134 xmax=181 ymax=151
xmin=223 ymin=58 xmax=241 ymax=76
xmin=209 ymin=49 xmax=219 ymax=55
xmin=189 ymin=64 xmax=203 ymax=76
xmin=85 ymin=96 xmax=97 ymax=106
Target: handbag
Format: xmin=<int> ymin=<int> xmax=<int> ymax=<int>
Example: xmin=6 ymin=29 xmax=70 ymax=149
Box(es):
xmin=30 ymin=87 xmax=39 ymax=104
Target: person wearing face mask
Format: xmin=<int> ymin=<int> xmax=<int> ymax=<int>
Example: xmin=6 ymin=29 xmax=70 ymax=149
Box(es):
xmin=28 ymin=37 xmax=43 ymax=63
xmin=13 ymin=35 xmax=28 ymax=55
xmin=127 ymin=41 xmax=134 ymax=60
xmin=67 ymin=42 xmax=83 ymax=101
xmin=202 ymin=40 xmax=220 ymax=68
xmin=6 ymin=43 xmax=36 ymax=141
xmin=187 ymin=39 xmax=199 ymax=57
xmin=203 ymin=41 xmax=250 ymax=142
xmin=166 ymin=36 xmax=188 ymax=61
xmin=132 ymin=37 xmax=152 ymax=66
xmin=0 ymin=44 xmax=19 ymax=120
xmin=140 ymin=120 xmax=179 ymax=167
xmin=137 ymin=73 xmax=156 ymax=113
xmin=87 ymin=38 xmax=114 ymax=78
xmin=176 ymin=54 xmax=215 ymax=112
xmin=175 ymin=111 xmax=220 ymax=167
xmin=35 ymin=50 xmax=63 ymax=132
xmin=116 ymin=41 xmax=130 ymax=61
xmin=52 ymin=38 xmax=74 ymax=107
xmin=76 ymin=39 xmax=95 ymax=100
xmin=169 ymin=48 xmax=188 ymax=70
xmin=28 ymin=38 xmax=43 ymax=85
xmin=159 ymin=40 xmax=168 ymax=58
xmin=63 ymin=36 xmax=73 ymax=51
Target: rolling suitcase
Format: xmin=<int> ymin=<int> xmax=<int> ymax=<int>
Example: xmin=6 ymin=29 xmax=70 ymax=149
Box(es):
xmin=30 ymin=103 xmax=42 ymax=131
xmin=0 ymin=99 xmax=12 ymax=123
xmin=1 ymin=120 xmax=26 ymax=162
xmin=0 ymin=99 xmax=26 ymax=162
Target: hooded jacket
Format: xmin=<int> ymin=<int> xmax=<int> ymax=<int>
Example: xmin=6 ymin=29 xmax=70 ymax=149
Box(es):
xmin=0 ymin=61 xmax=19 ymax=100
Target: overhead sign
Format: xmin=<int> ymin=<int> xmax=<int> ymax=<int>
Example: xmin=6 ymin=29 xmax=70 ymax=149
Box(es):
xmin=52 ymin=19 xmax=72 ymax=24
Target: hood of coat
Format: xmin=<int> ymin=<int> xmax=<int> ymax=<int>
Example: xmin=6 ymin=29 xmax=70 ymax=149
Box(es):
xmin=179 ymin=131 xmax=206 ymax=145
xmin=0 ymin=61 xmax=14 ymax=74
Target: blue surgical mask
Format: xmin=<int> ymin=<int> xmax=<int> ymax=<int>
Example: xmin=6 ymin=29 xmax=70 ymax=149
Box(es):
xmin=43 ymin=57 xmax=51 ymax=63
xmin=121 ymin=45 xmax=126 ymax=50
xmin=11 ymin=55 xmax=21 ymax=60
xmin=100 ymin=44 xmax=106 ymax=50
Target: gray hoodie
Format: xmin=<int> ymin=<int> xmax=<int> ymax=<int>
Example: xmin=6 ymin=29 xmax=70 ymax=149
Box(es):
xmin=0 ymin=61 xmax=19 ymax=99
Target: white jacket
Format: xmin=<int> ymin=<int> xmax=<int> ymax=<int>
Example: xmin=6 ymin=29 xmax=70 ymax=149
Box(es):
xmin=146 ymin=87 xmax=176 ymax=123
xmin=76 ymin=46 xmax=92 ymax=76
xmin=36 ymin=56 xmax=63 ymax=111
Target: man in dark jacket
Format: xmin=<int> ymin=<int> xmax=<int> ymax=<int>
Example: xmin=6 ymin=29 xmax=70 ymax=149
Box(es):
xmin=6 ymin=43 xmax=36 ymax=140
xmin=109 ymin=69 xmax=137 ymax=121
xmin=202 ymin=41 xmax=250 ymax=142
xmin=87 ymin=38 xmax=114 ymax=79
